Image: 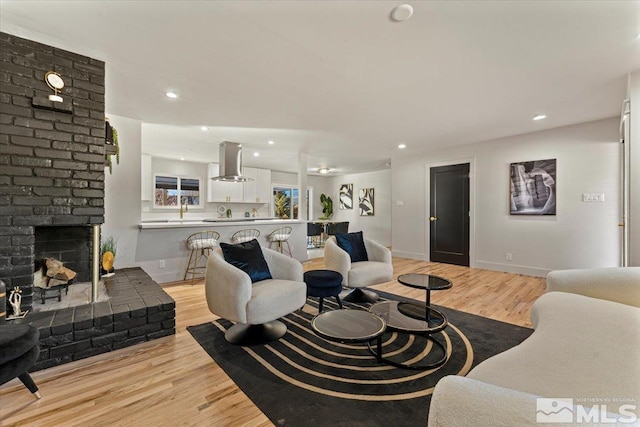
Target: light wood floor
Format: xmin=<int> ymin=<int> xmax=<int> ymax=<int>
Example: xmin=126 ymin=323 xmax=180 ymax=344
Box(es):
xmin=0 ymin=257 xmax=545 ymax=426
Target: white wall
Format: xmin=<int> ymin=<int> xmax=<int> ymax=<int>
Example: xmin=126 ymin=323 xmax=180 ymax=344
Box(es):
xmin=329 ymin=170 xmax=392 ymax=247
xmin=392 ymin=118 xmax=621 ymax=276
xmin=102 ymin=114 xmax=142 ymax=269
xmin=271 ymin=170 xmax=298 ymax=186
xmin=308 ymin=175 xmax=332 ymax=220
xmin=629 ymin=71 xmax=640 ymax=266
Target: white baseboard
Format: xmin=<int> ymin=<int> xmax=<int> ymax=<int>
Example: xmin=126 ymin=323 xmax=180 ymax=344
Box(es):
xmin=473 ymin=260 xmax=550 ymax=278
xmin=389 ymin=252 xmax=550 ymax=278
xmin=149 ymin=270 xmax=184 ymax=284
xmin=391 ymin=250 xmax=427 ymax=261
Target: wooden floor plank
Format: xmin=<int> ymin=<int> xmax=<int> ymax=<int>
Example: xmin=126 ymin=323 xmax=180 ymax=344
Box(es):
xmin=0 ymin=257 xmax=544 ymax=426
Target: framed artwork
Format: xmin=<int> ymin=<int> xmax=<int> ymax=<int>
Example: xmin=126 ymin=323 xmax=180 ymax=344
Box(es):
xmin=510 ymin=159 xmax=556 ymax=215
xmin=359 ymin=188 xmax=374 ymax=216
xmin=339 ymin=183 xmax=353 ymax=209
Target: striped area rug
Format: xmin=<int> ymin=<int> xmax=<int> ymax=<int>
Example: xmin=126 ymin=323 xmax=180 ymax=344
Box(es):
xmin=188 ymin=292 xmax=532 ymax=426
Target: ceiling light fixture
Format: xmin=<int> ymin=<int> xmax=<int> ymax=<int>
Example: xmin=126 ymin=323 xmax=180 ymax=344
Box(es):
xmin=180 ymin=157 xmax=185 ymax=161
xmin=268 ymin=140 xmax=275 ymax=145
xmin=165 ymin=91 xmax=178 ymax=99
xmin=390 ymin=4 xmax=413 ymax=22
xmin=398 ymin=144 xmax=407 ymax=149
xmin=201 ymin=126 xmax=208 ymax=131
xmin=253 ymin=152 xmax=260 ymax=157
xmin=532 ymin=114 xmax=547 ymax=121
xmin=318 ymin=168 xmax=330 ymax=174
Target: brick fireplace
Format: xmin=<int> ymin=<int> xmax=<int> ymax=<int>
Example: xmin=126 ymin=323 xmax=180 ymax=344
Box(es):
xmin=1 ymin=32 xmax=105 ymax=314
xmin=1 ymin=32 xmax=175 ymax=370
xmin=35 ymin=226 xmax=93 ymax=282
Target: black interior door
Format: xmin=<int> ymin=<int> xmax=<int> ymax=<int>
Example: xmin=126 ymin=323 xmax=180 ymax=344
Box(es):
xmin=429 ymin=163 xmax=470 ymax=266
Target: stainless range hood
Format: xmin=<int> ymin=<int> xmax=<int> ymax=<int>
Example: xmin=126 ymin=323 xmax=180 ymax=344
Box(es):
xmin=211 ymin=141 xmax=253 ymax=182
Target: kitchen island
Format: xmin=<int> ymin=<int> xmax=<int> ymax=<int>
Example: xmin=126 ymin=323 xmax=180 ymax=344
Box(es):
xmin=137 ymin=219 xmax=307 ymax=283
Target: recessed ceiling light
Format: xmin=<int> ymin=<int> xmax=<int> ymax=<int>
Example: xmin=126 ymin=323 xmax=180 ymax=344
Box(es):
xmin=165 ymin=91 xmax=178 ymax=99
xmin=201 ymin=126 xmax=208 ymax=131
xmin=398 ymin=144 xmax=407 ymax=149
xmin=390 ymin=4 xmax=413 ymax=22
xmin=253 ymin=152 xmax=260 ymax=157
xmin=180 ymin=157 xmax=185 ymax=161
xmin=532 ymin=114 xmax=547 ymax=121
xmin=268 ymin=140 xmax=275 ymax=145
xmin=318 ymin=168 xmax=330 ymax=174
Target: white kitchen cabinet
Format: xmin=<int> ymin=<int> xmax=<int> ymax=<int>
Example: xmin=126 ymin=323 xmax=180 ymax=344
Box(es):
xmin=207 ymin=163 xmax=243 ymax=203
xmin=255 ymin=168 xmax=271 ymax=204
xmin=243 ymin=167 xmax=271 ymax=203
xmin=141 ymin=154 xmax=152 ymax=201
xmin=243 ymin=167 xmax=258 ymax=202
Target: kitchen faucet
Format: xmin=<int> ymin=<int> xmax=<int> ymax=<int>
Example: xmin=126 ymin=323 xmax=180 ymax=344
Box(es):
xmin=180 ymin=197 xmax=188 ymax=219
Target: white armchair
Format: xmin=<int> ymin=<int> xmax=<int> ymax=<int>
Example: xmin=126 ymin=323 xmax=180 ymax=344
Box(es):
xmin=205 ymin=246 xmax=307 ymax=345
xmin=324 ymin=236 xmax=393 ymax=303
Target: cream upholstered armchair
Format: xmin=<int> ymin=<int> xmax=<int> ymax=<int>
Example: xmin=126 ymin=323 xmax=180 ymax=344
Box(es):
xmin=324 ymin=234 xmax=393 ymax=303
xmin=204 ymin=243 xmax=306 ymax=345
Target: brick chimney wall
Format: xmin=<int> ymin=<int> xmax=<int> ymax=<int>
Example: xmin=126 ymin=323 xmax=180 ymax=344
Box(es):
xmin=0 ymin=32 xmax=106 ymax=313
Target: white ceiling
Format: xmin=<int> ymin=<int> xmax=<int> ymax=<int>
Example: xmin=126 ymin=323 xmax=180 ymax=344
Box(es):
xmin=2 ymin=1 xmax=639 ymax=175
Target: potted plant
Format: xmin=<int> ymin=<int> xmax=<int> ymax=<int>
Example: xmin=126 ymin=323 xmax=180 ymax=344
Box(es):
xmin=101 ymin=236 xmax=117 ymax=276
xmin=105 ymin=119 xmax=120 ymax=174
xmin=319 ymin=193 xmax=333 ymax=220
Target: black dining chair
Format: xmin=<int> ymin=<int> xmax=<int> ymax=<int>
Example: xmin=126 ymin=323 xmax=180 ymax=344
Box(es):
xmin=307 ymin=222 xmax=324 ymax=248
xmin=326 ymin=221 xmax=349 ymax=235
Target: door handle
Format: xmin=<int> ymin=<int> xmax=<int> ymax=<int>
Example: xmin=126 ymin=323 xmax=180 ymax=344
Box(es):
xmin=429 ymin=216 xmax=438 ymax=222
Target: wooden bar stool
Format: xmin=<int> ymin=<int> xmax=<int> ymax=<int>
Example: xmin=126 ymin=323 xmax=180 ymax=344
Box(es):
xmin=231 ymin=229 xmax=260 ymax=244
xmin=184 ymin=230 xmax=219 ymax=284
xmin=267 ymin=226 xmax=293 ymax=256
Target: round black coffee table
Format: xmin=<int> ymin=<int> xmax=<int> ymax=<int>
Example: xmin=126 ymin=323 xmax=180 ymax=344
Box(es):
xmin=397 ymin=273 xmax=452 ymax=326
xmin=369 ymin=301 xmax=449 ymax=369
xmin=366 ymin=273 xmax=453 ymax=369
xmin=311 ymin=309 xmax=387 ymax=361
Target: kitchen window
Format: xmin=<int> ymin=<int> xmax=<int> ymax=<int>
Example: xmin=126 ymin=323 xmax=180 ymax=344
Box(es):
xmin=273 ymin=185 xmax=299 ymax=219
xmin=154 ymin=175 xmax=201 ymax=208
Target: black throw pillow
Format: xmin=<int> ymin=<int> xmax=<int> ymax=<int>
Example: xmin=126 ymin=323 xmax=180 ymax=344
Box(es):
xmin=335 ymin=231 xmax=368 ymax=263
xmin=220 ymin=239 xmax=273 ymax=283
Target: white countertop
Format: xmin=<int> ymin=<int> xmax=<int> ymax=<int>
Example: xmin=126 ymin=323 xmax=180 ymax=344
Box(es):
xmin=138 ymin=218 xmax=305 ymax=229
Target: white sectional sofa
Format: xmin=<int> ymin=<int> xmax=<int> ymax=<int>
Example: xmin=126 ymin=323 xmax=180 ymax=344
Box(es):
xmin=428 ymin=267 xmax=640 ymax=427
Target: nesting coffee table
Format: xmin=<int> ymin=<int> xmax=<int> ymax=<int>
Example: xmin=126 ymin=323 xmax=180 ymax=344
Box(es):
xmin=396 ymin=273 xmax=452 ymax=326
xmin=311 ymin=309 xmax=387 ymax=361
xmin=311 ymin=273 xmax=453 ymax=370
xmin=369 ymin=273 xmax=453 ymax=369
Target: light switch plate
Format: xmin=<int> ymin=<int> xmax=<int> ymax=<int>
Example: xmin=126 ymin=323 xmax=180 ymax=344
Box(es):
xmin=582 ymin=193 xmax=605 ymax=202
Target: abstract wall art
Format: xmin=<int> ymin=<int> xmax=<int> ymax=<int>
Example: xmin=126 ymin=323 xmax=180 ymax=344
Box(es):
xmin=359 ymin=188 xmax=374 ymax=216
xmin=339 ymin=183 xmax=353 ymax=209
xmin=510 ymin=158 xmax=556 ymax=215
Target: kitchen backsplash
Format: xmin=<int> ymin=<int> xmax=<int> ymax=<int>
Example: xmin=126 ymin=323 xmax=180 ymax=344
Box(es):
xmin=140 ymin=202 xmax=271 ymax=221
